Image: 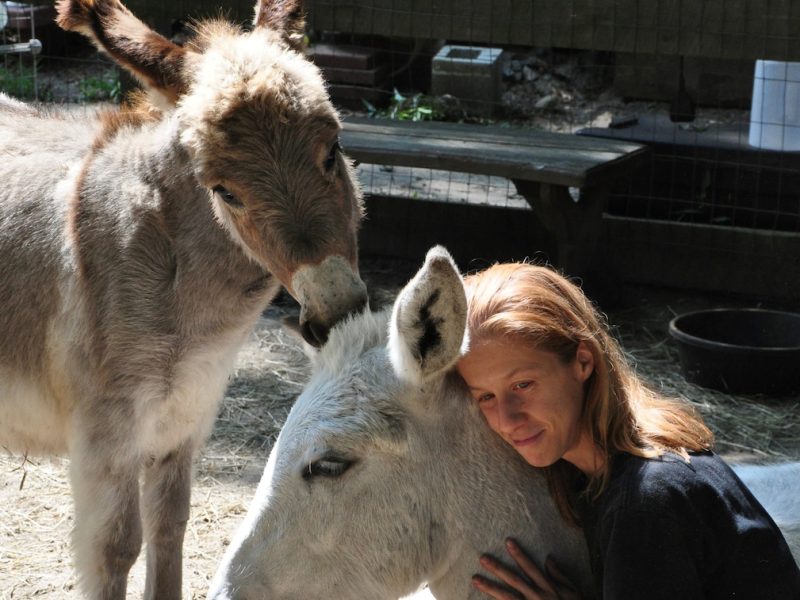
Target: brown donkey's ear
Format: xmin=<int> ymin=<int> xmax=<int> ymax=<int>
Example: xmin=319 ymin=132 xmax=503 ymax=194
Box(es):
xmin=253 ymin=0 xmax=306 ymax=51
xmin=56 ymin=0 xmax=188 ymax=106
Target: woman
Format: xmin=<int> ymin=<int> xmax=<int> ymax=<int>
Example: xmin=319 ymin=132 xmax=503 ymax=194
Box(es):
xmin=456 ymin=262 xmax=800 ymax=600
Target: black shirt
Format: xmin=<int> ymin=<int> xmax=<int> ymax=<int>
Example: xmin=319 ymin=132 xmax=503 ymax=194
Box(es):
xmin=575 ymin=451 xmax=800 ymax=599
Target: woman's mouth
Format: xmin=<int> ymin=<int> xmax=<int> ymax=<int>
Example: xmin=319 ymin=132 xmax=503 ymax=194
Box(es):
xmin=512 ymin=430 xmax=544 ymax=447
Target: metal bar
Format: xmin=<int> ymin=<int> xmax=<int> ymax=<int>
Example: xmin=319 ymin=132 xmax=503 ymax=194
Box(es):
xmin=0 ymin=38 xmax=41 ymax=55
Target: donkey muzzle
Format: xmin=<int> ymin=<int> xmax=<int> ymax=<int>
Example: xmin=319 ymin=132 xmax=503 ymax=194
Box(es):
xmin=291 ymin=255 xmax=368 ymax=347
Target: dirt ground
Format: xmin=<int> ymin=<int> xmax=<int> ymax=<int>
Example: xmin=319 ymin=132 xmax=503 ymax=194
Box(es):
xmin=1 ymin=43 xmax=797 ymax=600
xmin=1 ymin=255 xmax=799 ymax=599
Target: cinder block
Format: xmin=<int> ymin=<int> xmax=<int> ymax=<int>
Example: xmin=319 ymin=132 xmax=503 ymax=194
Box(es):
xmin=309 ymin=42 xmax=391 ymax=109
xmin=431 ymin=45 xmax=504 ymax=117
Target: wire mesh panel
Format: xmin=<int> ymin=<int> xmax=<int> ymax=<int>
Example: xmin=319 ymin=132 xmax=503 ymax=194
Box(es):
xmin=0 ymin=1 xmax=124 ymax=102
xmin=1 ymin=2 xmax=43 ymax=99
xmin=3 ymin=0 xmax=799 ymax=296
xmin=300 ymin=0 xmax=800 ymax=297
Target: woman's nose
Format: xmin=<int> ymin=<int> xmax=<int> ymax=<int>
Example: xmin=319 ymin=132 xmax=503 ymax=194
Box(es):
xmin=496 ymin=394 xmax=526 ymax=432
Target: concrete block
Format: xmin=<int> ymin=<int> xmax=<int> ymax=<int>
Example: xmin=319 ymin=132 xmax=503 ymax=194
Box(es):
xmin=431 ymin=45 xmax=504 ymax=117
xmin=309 ymin=42 xmax=392 ymax=109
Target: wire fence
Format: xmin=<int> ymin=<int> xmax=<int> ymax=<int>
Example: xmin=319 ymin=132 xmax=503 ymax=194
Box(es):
xmin=1 ymin=2 xmax=42 ymax=99
xmin=301 ymin=1 xmax=800 ymax=235
xmin=2 ymin=0 xmax=799 ymax=295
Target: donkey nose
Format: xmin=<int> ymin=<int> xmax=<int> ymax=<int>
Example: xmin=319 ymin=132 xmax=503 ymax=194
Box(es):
xmin=292 ymin=255 xmax=369 ymax=347
xmin=300 ymin=290 xmax=368 ymax=347
xmin=301 ymin=318 xmax=329 ymax=347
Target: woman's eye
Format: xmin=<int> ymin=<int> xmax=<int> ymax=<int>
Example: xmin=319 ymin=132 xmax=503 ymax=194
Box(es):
xmin=324 ymin=140 xmax=341 ymax=172
xmin=477 ymin=393 xmax=495 ymax=404
xmin=212 ymin=185 xmax=243 ymax=207
xmin=303 ymin=455 xmax=353 ymax=480
xmin=515 ymin=381 xmax=532 ymax=390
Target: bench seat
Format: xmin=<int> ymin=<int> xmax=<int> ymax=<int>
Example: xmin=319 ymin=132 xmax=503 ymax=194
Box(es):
xmin=340 ymin=116 xmax=649 ymax=274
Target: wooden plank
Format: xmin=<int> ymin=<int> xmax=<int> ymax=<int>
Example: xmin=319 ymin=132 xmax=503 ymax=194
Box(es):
xmin=318 ymin=63 xmax=390 ymax=86
xmin=699 ymin=0 xmax=725 ymax=58
xmin=312 ymin=43 xmax=380 ymax=69
xmin=508 ymin=0 xmax=534 ymax=47
xmin=612 ymin=0 xmax=640 ymax=53
xmin=602 ymin=215 xmax=800 ymax=300
xmin=340 ymin=117 xmax=648 ymax=188
xmin=344 ymin=118 xmax=646 ymax=159
xmin=488 ymin=0 xmax=513 ymax=46
xmin=410 ymin=0 xmax=433 ymax=40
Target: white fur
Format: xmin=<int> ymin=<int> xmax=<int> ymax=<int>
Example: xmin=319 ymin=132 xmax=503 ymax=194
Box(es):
xmin=210 ymin=247 xmax=800 ymax=599
xmin=388 ymin=245 xmax=469 ymax=384
xmin=209 ymin=247 xmax=594 ymax=600
xmin=0 ymin=370 xmax=71 ymax=454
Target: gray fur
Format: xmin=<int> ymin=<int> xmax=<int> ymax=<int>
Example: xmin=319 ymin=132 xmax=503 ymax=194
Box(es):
xmin=0 ymin=0 xmax=366 ymax=597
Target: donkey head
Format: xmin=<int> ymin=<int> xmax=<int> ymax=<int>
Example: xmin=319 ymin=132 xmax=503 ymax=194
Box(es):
xmin=56 ymin=0 xmax=367 ymax=345
xmin=208 ymin=247 xmax=470 ymax=599
xmin=209 ymin=247 xmax=594 ymax=599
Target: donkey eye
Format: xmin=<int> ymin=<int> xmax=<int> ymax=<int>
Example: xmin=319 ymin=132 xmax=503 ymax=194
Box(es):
xmin=303 ymin=455 xmax=353 ymax=480
xmin=212 ymin=185 xmax=243 ymax=207
xmin=324 ymin=140 xmax=341 ymax=172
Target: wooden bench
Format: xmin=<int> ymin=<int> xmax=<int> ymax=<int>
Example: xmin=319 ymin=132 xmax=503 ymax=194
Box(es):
xmin=341 ymin=117 xmax=649 ymax=274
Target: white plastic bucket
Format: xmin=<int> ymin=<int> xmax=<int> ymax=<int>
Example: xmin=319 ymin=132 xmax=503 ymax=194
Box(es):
xmin=749 ymin=60 xmax=800 ymax=151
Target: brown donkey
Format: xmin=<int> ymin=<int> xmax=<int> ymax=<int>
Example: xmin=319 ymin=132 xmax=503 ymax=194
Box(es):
xmin=0 ymin=0 xmax=367 ymax=598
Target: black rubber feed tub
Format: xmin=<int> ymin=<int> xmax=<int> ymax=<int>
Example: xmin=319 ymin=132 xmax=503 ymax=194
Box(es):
xmin=669 ymin=308 xmax=800 ymax=396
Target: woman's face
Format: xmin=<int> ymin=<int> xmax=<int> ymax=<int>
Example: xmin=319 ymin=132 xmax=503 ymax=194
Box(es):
xmin=457 ymin=336 xmax=598 ymax=474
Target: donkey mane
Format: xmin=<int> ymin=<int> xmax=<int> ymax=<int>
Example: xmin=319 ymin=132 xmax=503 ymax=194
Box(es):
xmin=92 ymin=96 xmax=162 ymax=150
xmin=179 ymin=27 xmax=330 ymax=126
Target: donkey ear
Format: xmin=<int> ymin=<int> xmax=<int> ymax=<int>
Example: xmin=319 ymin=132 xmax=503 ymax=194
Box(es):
xmin=253 ymin=0 xmax=306 ymax=51
xmin=388 ymin=246 xmax=468 ymax=384
xmin=56 ymin=0 xmax=188 ymax=107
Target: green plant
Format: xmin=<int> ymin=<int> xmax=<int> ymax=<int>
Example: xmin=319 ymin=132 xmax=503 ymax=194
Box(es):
xmin=0 ymin=59 xmax=50 ymax=100
xmin=363 ymin=89 xmax=442 ymax=122
xmin=78 ymin=74 xmax=121 ymax=102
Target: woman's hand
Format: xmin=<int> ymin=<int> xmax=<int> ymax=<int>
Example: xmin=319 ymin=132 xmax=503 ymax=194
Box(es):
xmin=472 ymin=538 xmax=582 ymax=600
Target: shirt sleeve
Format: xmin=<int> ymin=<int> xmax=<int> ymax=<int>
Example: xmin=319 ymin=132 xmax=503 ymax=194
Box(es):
xmin=598 ymin=507 xmax=706 ymax=600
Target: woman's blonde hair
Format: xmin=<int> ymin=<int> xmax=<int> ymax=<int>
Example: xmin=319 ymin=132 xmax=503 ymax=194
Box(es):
xmin=462 ymin=262 xmax=713 ymax=523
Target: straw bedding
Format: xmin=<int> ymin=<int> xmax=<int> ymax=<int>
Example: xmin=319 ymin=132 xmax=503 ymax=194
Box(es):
xmin=1 ymin=258 xmax=797 ymax=599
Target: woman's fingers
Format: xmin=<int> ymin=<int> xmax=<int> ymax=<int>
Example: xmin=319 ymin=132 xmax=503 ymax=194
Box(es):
xmin=545 ymin=556 xmax=582 ymax=600
xmin=473 ymin=541 xmax=582 ymax=600
xmin=472 ymin=574 xmax=527 ymax=600
xmin=479 ymin=554 xmax=539 ymax=594
xmin=504 ymin=539 xmax=555 ymax=593
xmin=544 ymin=556 xmax=572 ymax=588
xmin=477 ymin=551 xmax=557 ymax=600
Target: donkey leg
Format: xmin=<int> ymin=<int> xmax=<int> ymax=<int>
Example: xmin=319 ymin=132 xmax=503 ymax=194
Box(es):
xmin=70 ymin=442 xmax=142 ymax=600
xmin=142 ymin=443 xmax=194 ymax=600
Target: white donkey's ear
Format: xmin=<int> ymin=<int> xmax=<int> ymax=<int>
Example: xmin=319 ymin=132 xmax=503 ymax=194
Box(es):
xmin=389 ymin=246 xmax=468 ymax=384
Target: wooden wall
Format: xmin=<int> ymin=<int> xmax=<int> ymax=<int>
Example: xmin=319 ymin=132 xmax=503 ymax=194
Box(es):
xmin=29 ymin=0 xmax=800 ymax=62
xmin=306 ymin=0 xmax=800 ymax=62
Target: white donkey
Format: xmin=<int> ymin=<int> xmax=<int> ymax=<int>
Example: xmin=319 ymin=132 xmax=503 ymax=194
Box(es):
xmin=209 ymin=246 xmax=800 ymax=599
xmin=0 ymin=0 xmax=367 ymax=598
xmin=209 ymin=246 xmax=595 ymax=599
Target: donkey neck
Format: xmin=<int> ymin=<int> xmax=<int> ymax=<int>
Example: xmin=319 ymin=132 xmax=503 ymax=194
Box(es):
xmin=78 ymin=113 xmax=276 ymax=332
xmin=419 ymin=383 xmax=558 ymax=599
xmin=89 ymin=113 xmax=257 ymax=274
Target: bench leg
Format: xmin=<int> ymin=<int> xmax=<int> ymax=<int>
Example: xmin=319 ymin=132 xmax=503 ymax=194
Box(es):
xmin=512 ymin=180 xmax=606 ymax=276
